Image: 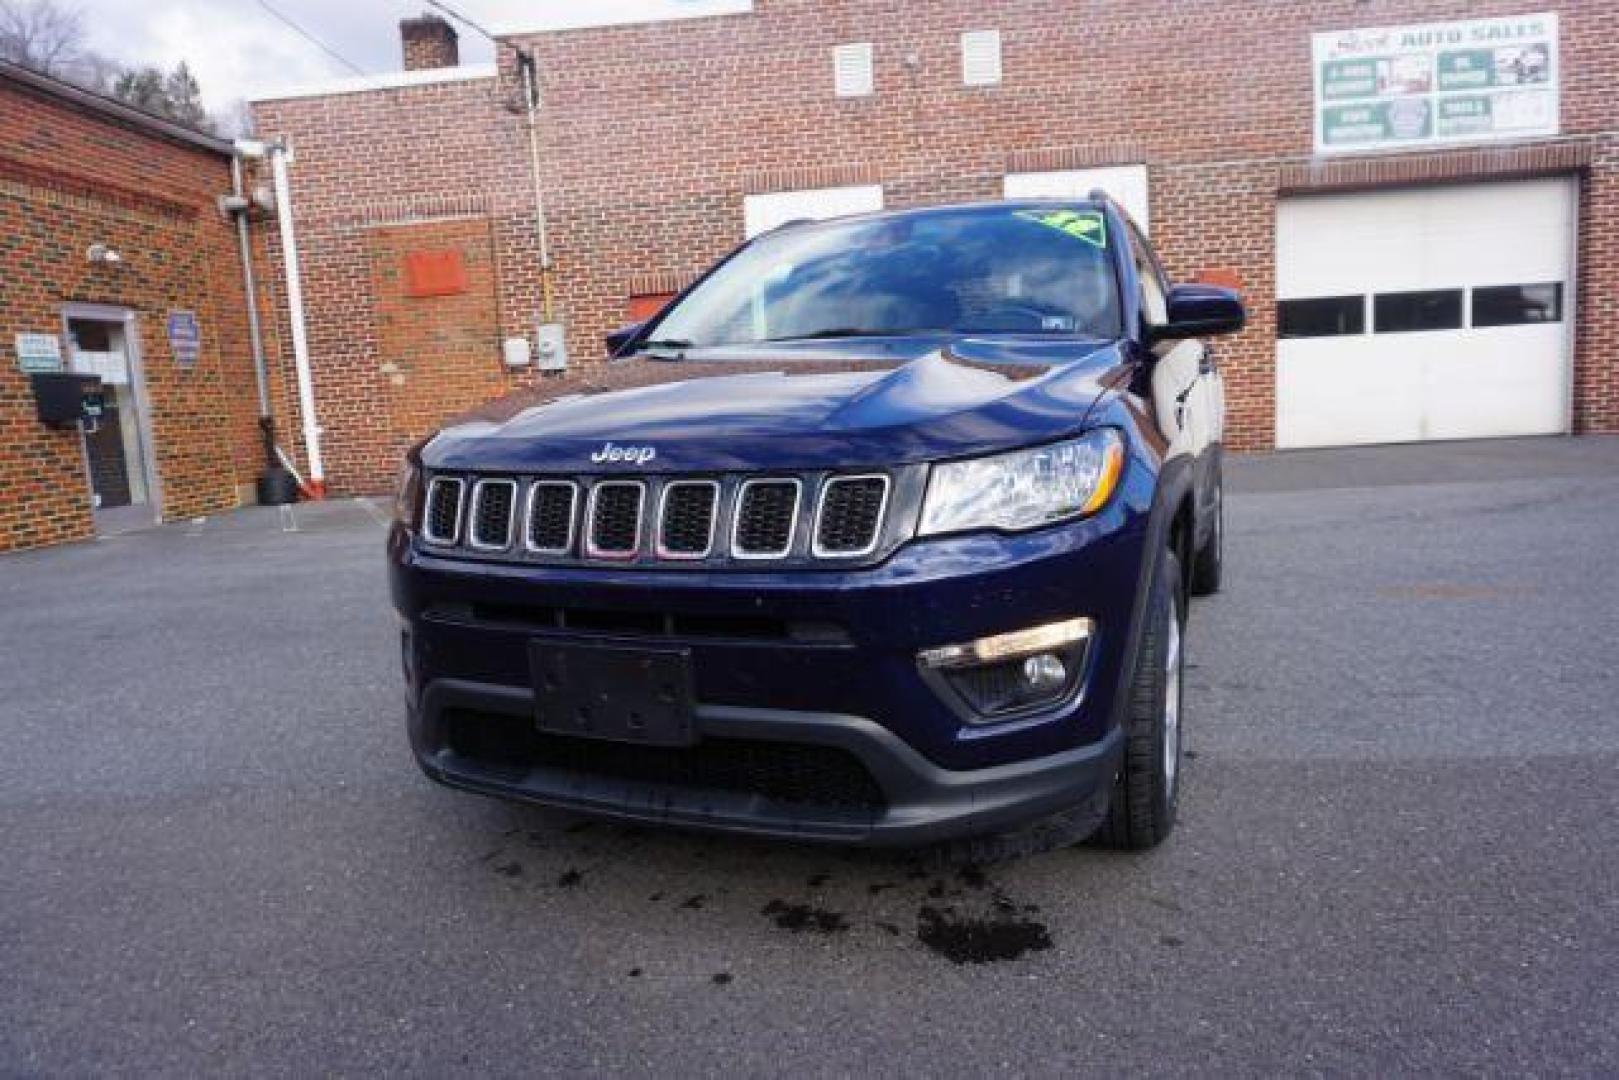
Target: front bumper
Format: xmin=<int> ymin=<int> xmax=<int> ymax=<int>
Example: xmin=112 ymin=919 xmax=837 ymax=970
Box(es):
xmin=413 ymin=678 xmax=1122 ymax=846
xmin=391 ymin=466 xmax=1155 ymax=845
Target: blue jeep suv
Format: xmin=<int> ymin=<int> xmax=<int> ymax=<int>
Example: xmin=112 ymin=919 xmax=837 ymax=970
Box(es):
xmin=388 ymin=197 xmax=1244 ymax=855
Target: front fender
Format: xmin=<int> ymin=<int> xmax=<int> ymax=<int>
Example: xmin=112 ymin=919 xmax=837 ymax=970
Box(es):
xmin=1088 ymin=389 xmax=1193 ymax=734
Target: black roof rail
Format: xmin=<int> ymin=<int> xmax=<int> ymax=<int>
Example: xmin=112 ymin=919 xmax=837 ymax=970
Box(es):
xmin=1087 ymin=187 xmax=1112 ymax=204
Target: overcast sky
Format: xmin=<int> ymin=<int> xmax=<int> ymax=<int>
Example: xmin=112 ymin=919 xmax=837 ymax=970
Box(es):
xmin=72 ymin=0 xmax=745 ymax=113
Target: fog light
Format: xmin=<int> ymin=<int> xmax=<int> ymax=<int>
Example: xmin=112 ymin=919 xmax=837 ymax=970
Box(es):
xmin=918 ymin=618 xmax=1093 ymax=721
xmin=1023 ymin=653 xmax=1067 ymax=689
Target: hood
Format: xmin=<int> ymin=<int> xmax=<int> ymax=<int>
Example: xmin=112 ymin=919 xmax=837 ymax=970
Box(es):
xmin=423 ymin=336 xmax=1127 ymax=473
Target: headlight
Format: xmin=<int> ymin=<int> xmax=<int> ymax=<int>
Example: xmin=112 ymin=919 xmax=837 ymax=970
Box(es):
xmin=393 ymin=459 xmax=423 ymax=527
xmin=919 ymin=429 xmax=1125 ymax=537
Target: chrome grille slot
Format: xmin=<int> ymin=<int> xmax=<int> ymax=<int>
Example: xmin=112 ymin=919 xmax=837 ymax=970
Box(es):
xmin=813 ymin=474 xmax=889 ymax=557
xmin=657 ymin=481 xmax=719 ymax=559
xmin=732 ymin=478 xmax=801 ymax=559
xmin=525 ymin=481 xmax=577 ymax=554
xmin=468 ymin=479 xmax=517 ymax=550
xmin=422 ymin=477 xmax=464 ymax=544
xmin=586 ymin=481 xmax=645 ymax=558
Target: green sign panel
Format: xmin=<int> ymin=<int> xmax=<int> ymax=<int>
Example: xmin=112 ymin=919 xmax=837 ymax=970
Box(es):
xmin=1321 ymin=59 xmax=1382 ymax=100
xmin=1437 ymin=95 xmax=1492 ymax=136
xmin=1437 ymin=49 xmax=1495 ymax=90
xmin=1321 ymin=100 xmax=1433 ymax=146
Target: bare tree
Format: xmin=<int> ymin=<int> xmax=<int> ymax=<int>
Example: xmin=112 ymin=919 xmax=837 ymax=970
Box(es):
xmin=0 ymin=0 xmax=88 ymax=79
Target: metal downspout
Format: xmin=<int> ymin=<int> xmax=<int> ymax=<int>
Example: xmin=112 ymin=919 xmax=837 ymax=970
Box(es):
xmin=267 ymin=139 xmax=327 ymax=498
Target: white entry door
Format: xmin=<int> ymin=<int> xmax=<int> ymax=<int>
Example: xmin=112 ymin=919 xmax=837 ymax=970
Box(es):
xmin=1275 ymin=178 xmax=1575 ymax=448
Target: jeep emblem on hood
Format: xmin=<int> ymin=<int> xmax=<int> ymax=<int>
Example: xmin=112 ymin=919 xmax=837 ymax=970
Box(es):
xmin=591 ymin=442 xmax=657 ymax=466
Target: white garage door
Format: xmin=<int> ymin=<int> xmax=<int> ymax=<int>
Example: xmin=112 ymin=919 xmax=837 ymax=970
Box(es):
xmin=1275 ymin=178 xmax=1575 ymax=448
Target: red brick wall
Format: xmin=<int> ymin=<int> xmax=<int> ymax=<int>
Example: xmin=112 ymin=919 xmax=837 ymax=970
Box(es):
xmin=0 ymin=74 xmax=267 ymax=552
xmin=401 ymin=16 xmax=459 ymax=72
xmin=368 ymin=216 xmax=508 ymax=461
xmin=252 ymin=76 xmax=542 ymax=493
xmin=252 ymin=0 xmax=1619 ymax=488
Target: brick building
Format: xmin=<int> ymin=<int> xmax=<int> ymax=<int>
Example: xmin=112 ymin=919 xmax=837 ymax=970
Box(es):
xmin=1 ymin=60 xmax=277 ymax=552
xmin=248 ymin=1 xmax=1617 ymax=496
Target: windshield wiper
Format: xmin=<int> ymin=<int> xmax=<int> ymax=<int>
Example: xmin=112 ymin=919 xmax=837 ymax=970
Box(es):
xmin=636 ymin=338 xmax=693 ymax=355
xmin=764 ymin=327 xmax=945 ymax=342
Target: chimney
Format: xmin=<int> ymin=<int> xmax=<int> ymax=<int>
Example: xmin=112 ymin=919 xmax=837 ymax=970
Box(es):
xmin=400 ymin=14 xmax=458 ymax=71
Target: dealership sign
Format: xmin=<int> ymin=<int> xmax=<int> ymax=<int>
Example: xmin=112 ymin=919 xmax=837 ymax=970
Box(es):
xmin=1313 ymin=13 xmax=1558 ymax=154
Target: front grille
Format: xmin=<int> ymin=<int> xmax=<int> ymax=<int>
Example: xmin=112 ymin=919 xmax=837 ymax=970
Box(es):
xmin=469 ymin=480 xmax=517 ymax=549
xmin=814 ymin=475 xmax=889 ymax=556
xmin=587 ymin=481 xmax=644 ymax=557
xmin=733 ymin=479 xmax=800 ymax=558
xmin=526 ymin=482 xmax=577 ymax=553
xmin=658 ymin=481 xmax=719 ymax=558
xmin=422 ymin=470 xmax=896 ymax=564
xmin=423 ymin=478 xmax=463 ymax=544
xmin=443 ymin=709 xmax=886 ymax=812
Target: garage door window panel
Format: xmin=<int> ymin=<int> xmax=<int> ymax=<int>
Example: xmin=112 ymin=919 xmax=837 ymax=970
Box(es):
xmin=1374 ymin=290 xmax=1464 ymax=334
xmin=1278 ymin=296 xmax=1365 ymax=339
xmin=1472 ymin=283 xmax=1563 ymax=327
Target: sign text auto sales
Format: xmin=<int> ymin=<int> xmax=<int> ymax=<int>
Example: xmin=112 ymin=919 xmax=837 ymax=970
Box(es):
xmin=1312 ymin=13 xmax=1559 ymax=155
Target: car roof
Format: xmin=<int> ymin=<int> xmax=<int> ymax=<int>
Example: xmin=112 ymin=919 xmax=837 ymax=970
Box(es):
xmin=770 ymin=197 xmax=1114 ymax=234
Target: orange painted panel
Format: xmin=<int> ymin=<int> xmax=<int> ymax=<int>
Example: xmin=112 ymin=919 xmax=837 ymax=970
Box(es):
xmin=627 ymin=292 xmax=676 ymax=322
xmin=404 ymin=249 xmax=469 ymax=297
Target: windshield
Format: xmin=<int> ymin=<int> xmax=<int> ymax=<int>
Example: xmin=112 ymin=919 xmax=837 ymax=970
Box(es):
xmin=643 ymin=204 xmax=1121 ymax=350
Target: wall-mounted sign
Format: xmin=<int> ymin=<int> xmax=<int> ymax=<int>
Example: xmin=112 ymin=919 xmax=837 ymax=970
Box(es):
xmin=1313 ymin=12 xmax=1558 ymax=155
xmin=166 ymin=310 xmax=201 ymax=368
xmin=15 ymin=332 xmax=63 ymax=373
xmin=71 ymin=349 xmax=130 ymax=386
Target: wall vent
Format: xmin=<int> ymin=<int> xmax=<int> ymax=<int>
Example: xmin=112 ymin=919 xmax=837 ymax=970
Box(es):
xmin=833 ymin=42 xmax=874 ymax=98
xmin=961 ymin=29 xmax=1002 ymax=87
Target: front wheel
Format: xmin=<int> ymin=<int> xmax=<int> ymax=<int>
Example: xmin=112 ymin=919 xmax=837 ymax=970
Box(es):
xmin=1093 ymin=547 xmax=1185 ymax=850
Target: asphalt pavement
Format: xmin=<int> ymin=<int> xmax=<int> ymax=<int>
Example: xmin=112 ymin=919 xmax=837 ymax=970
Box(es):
xmin=2 ymin=436 xmax=1617 ymax=1075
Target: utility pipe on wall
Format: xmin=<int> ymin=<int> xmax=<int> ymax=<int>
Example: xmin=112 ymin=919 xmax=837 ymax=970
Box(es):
xmin=519 ymin=54 xmax=555 ymax=323
xmin=267 ymin=139 xmax=327 ymax=498
xmin=229 ymin=149 xmax=274 ymax=429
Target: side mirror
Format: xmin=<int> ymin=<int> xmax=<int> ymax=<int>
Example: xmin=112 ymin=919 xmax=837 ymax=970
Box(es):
xmin=1153 ymin=283 xmax=1246 ymax=341
xmin=604 ymin=321 xmax=645 ymax=357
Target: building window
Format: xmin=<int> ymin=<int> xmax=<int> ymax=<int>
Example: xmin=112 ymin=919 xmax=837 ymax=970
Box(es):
xmin=833 ymin=43 xmax=874 ymax=97
xmin=1374 ymin=289 xmax=1464 ymax=333
xmin=1003 ymin=165 xmax=1150 ymax=232
xmin=1472 ymin=282 xmax=1563 ymax=327
xmin=1278 ymin=296 xmax=1365 ymax=339
xmin=961 ymin=29 xmax=1002 ymax=86
xmin=742 ymin=184 xmax=884 ymax=238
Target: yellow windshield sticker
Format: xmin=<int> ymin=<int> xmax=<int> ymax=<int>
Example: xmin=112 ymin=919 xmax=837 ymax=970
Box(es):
xmin=1016 ymin=209 xmax=1107 ymax=249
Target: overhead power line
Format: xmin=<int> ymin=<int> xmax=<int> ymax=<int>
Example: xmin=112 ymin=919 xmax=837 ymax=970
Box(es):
xmin=256 ymin=0 xmax=367 ymax=76
xmin=422 ymin=0 xmax=499 ymax=44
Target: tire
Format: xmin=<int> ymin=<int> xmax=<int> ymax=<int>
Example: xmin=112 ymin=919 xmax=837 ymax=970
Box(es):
xmin=1093 ymin=547 xmax=1185 ymax=850
xmin=1189 ymin=477 xmax=1223 ymax=597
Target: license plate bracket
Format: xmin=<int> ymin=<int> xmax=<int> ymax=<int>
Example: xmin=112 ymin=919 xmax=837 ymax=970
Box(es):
xmin=529 ymin=639 xmax=696 ymax=747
